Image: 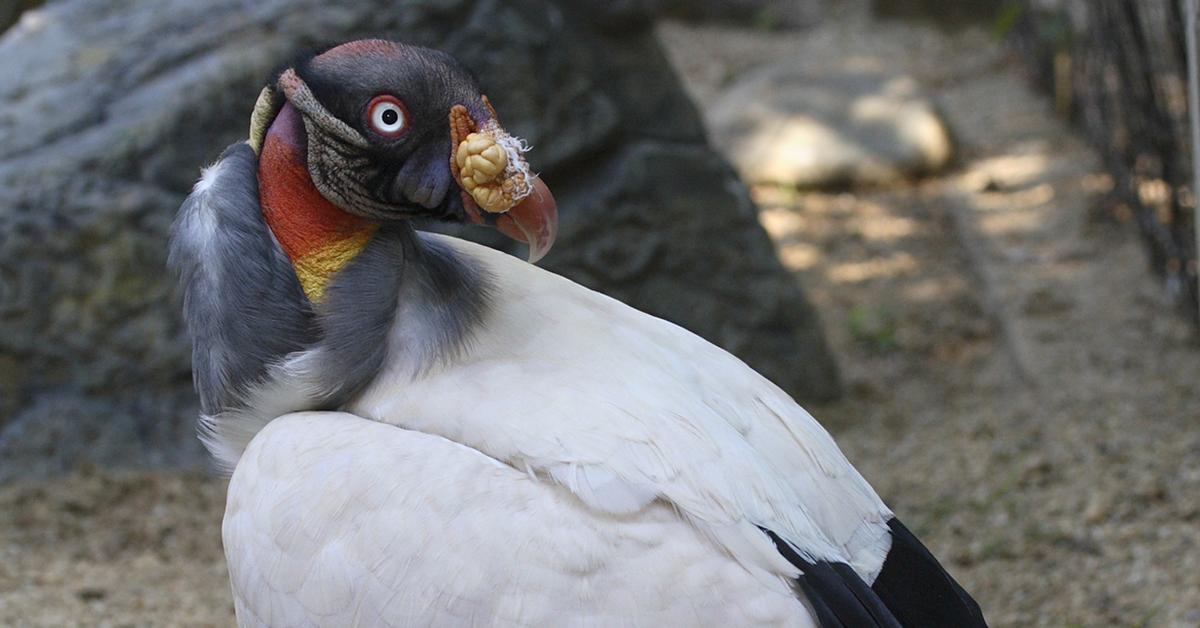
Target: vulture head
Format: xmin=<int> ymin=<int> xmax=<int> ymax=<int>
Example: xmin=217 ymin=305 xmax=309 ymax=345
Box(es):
xmin=249 ymin=40 xmax=557 ymax=276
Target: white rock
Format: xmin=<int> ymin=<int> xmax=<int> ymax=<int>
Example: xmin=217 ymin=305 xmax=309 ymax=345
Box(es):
xmin=707 ymin=66 xmax=954 ymax=188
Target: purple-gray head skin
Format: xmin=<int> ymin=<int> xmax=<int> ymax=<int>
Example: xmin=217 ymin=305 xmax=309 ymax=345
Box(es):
xmin=250 ymin=39 xmax=557 ymax=261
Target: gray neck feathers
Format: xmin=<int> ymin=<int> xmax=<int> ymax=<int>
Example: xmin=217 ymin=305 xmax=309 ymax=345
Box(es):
xmin=196 ymin=225 xmax=493 ymax=471
xmin=170 ymin=143 xmax=316 ymax=417
xmin=305 ymin=225 xmax=494 ymax=409
xmin=171 ymin=143 xmax=492 ymax=469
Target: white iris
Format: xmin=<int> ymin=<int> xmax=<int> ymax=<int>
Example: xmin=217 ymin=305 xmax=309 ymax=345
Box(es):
xmin=371 ymin=102 xmax=405 ymax=134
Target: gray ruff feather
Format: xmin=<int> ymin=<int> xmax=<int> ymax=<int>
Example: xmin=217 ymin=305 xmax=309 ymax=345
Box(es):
xmin=168 ymin=142 xmax=315 ymax=416
xmin=169 ymin=141 xmax=493 ymax=471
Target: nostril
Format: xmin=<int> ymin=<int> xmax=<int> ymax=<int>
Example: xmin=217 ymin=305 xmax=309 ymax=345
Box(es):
xmin=387 ymin=140 xmax=457 ymax=211
xmin=387 ymin=171 xmax=410 ymax=205
xmin=403 ymin=168 xmax=430 ymax=208
xmin=409 ymin=182 xmax=432 ymax=207
xmin=425 ymin=168 xmax=450 ymax=209
xmin=391 ymin=158 xmax=450 ymax=210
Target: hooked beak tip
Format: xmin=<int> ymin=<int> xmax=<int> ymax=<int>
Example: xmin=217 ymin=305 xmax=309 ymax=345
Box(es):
xmin=496 ymin=176 xmax=557 ymax=264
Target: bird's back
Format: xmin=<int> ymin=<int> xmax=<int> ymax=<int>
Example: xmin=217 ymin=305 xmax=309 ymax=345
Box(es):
xmin=217 ymin=233 xmax=984 ymax=627
xmin=351 ymin=235 xmax=895 ymax=582
xmin=225 ymin=411 xmax=815 ymax=627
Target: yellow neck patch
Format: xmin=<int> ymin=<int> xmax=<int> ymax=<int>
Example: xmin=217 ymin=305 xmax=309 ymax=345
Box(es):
xmin=258 ymin=101 xmax=378 ymax=304
xmin=290 ymin=226 xmax=378 ymax=302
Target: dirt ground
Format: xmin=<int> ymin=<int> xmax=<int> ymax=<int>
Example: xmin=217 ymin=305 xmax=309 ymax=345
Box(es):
xmin=2 ymin=13 xmax=1199 ymax=628
xmin=661 ymin=12 xmax=1200 ymax=627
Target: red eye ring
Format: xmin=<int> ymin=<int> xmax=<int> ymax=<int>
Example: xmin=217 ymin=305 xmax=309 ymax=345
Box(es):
xmin=365 ymin=95 xmax=410 ymax=138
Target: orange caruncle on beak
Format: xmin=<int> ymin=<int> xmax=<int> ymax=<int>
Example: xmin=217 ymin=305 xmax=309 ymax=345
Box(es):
xmin=449 ymin=102 xmax=558 ymax=263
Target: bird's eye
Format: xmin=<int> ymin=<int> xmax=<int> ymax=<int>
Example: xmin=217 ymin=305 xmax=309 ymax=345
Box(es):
xmin=366 ymin=95 xmax=408 ymax=137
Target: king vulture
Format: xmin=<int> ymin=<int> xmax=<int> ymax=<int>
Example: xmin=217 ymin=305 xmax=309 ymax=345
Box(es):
xmin=169 ymin=40 xmax=987 ymax=627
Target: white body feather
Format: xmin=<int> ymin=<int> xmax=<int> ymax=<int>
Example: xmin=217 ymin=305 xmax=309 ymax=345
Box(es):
xmin=221 ymin=235 xmax=893 ymax=627
xmin=227 ymin=412 xmax=815 ymax=627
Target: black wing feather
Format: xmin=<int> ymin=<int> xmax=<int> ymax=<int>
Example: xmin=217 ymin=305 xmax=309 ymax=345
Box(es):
xmin=763 ymin=518 xmax=987 ymax=628
xmin=763 ymin=529 xmax=901 ymax=628
xmin=871 ymin=518 xmax=987 ymax=627
xmin=830 ymin=562 xmax=904 ymax=627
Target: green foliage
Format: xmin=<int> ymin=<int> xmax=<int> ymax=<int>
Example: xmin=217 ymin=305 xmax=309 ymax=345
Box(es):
xmin=751 ymin=7 xmax=782 ymax=32
xmin=847 ymin=304 xmax=898 ymax=352
xmin=1032 ymin=7 xmax=1073 ymax=47
xmin=992 ymin=1 xmax=1024 ymax=40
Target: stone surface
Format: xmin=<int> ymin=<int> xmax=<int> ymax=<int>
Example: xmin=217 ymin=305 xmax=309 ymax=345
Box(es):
xmin=707 ymin=66 xmax=954 ymax=188
xmin=576 ymin=0 xmax=825 ymax=29
xmin=0 ymin=0 xmax=40 ymax=34
xmin=654 ymin=0 xmax=825 ymax=28
xmin=0 ymin=0 xmax=840 ymax=480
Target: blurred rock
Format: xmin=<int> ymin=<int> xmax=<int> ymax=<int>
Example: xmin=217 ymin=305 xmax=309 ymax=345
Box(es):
xmin=708 ymin=67 xmax=954 ymax=188
xmin=654 ymin=0 xmax=825 ymax=28
xmin=574 ymin=0 xmax=825 ymax=29
xmin=0 ymin=0 xmax=40 ymax=34
xmin=1083 ymin=489 xmax=1113 ymax=524
xmin=873 ymin=0 xmax=1004 ymax=28
xmin=0 ymin=0 xmax=840 ymax=480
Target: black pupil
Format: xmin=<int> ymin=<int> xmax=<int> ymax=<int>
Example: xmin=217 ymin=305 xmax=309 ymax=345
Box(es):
xmin=381 ymin=108 xmax=399 ymax=126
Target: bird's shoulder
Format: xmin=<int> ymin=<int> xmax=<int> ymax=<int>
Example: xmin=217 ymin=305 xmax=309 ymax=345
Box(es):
xmin=355 ymin=235 xmax=893 ymax=579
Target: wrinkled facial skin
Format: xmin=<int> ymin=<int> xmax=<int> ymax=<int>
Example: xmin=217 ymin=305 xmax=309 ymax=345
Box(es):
xmin=287 ymin=40 xmax=494 ymax=221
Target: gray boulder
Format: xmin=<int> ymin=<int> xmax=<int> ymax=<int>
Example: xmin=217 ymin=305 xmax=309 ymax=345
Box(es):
xmin=0 ymin=0 xmax=39 ymax=33
xmin=653 ymin=0 xmax=825 ymax=28
xmin=708 ymin=67 xmax=954 ymax=188
xmin=0 ymin=0 xmax=839 ymax=481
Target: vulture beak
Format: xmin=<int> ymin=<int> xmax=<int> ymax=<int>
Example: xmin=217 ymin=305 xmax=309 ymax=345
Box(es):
xmin=449 ymin=100 xmax=558 ymax=264
xmin=471 ymin=177 xmax=557 ymax=264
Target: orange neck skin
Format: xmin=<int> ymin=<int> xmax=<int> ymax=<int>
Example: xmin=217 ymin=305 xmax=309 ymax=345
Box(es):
xmin=258 ymin=104 xmax=377 ymax=301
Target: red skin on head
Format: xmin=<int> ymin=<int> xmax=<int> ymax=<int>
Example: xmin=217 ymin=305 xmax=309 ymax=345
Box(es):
xmin=258 ymin=103 xmax=372 ymax=264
